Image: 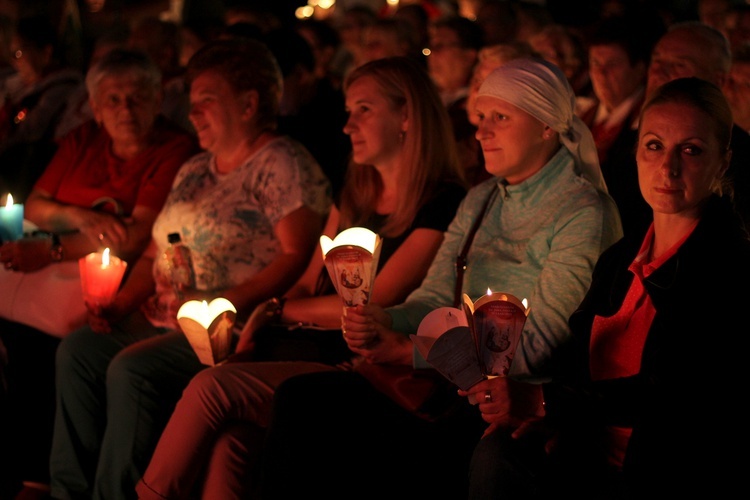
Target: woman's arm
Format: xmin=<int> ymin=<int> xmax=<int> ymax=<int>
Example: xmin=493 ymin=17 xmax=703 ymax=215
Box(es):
xmin=283 ymin=206 xmax=340 ymax=300
xmin=222 ymin=205 xmax=323 ymax=318
xmin=25 ymin=187 xmax=158 ymax=262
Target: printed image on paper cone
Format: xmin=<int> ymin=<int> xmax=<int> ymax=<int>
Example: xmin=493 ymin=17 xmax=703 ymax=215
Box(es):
xmin=412 ymin=291 xmax=529 ymax=390
xmin=177 ymin=298 xmax=237 ymax=366
xmin=320 ymin=227 xmax=382 ymax=307
xmin=474 ymin=299 xmax=527 ymax=376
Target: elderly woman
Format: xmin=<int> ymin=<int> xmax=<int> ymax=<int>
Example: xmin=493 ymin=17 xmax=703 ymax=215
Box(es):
xmin=48 ymin=38 xmax=331 ymax=500
xmin=0 ymin=47 xmax=197 ymax=335
xmin=259 ymin=58 xmax=623 ymax=498
xmin=0 ymin=47 xmax=196 ymax=499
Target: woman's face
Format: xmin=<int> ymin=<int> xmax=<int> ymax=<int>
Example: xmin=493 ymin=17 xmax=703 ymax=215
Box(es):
xmin=637 ymin=101 xmax=729 ymax=218
xmin=474 ymin=95 xmax=550 ymax=183
xmin=188 ymin=71 xmax=249 ymax=153
xmin=343 ymin=75 xmax=405 ymax=169
xmin=91 ymin=74 xmax=161 ymax=146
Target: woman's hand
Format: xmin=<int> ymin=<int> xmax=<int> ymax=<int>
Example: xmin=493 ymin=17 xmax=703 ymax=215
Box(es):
xmin=85 ymin=300 xmax=129 ymax=334
xmin=342 ymin=304 xmax=412 ymax=365
xmin=71 ymin=207 xmax=129 ymax=251
xmin=458 ymin=376 xmax=546 ymax=438
xmin=0 ymin=237 xmax=53 ymax=272
xmin=234 ymin=299 xmax=276 ymax=353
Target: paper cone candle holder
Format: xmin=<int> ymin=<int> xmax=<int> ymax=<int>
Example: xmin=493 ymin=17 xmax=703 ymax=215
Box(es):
xmin=78 ymin=248 xmax=128 ymax=306
xmin=177 ymin=298 xmax=237 ymax=366
xmin=0 ymin=193 xmax=23 ymax=242
xmin=320 ymin=227 xmax=382 ymax=307
xmin=411 ymin=290 xmax=530 ymax=390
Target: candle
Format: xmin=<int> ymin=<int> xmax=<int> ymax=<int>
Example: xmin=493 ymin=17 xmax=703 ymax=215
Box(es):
xmin=78 ymin=248 xmax=128 ymax=306
xmin=0 ymin=193 xmax=23 ymax=243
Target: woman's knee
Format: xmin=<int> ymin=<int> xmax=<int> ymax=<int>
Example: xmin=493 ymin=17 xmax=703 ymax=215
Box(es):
xmin=55 ymin=326 xmax=97 ymax=374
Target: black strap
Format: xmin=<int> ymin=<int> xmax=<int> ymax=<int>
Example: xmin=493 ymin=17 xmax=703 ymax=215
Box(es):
xmin=453 ymin=184 xmax=499 ymax=307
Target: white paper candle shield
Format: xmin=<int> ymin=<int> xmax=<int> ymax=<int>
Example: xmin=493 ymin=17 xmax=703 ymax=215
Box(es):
xmin=177 ymin=298 xmax=237 ymax=366
xmin=411 ymin=291 xmax=530 ymax=390
xmin=320 ymin=227 xmax=382 ymax=307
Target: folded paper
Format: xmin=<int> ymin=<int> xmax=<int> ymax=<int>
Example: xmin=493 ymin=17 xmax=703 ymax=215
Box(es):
xmin=320 ymin=227 xmax=382 ymax=306
xmin=177 ymin=298 xmax=237 ymax=366
xmin=411 ymin=291 xmax=529 ymax=390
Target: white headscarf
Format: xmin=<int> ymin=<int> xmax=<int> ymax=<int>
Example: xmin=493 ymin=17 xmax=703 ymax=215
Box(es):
xmin=477 ymin=58 xmax=608 ymax=193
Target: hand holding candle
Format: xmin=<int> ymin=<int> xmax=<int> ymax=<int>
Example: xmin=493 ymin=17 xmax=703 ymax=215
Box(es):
xmin=79 ymin=248 xmax=128 ymax=307
xmin=0 ymin=193 xmax=23 ymax=243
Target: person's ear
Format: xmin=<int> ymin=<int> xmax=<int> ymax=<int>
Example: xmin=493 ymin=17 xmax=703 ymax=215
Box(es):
xmin=720 ymin=148 xmax=732 ymax=178
xmin=89 ymin=96 xmax=103 ymax=126
xmin=542 ymin=126 xmax=554 ymax=140
xmin=401 ymin=107 xmax=409 ymax=137
xmin=240 ymin=89 xmax=259 ymax=120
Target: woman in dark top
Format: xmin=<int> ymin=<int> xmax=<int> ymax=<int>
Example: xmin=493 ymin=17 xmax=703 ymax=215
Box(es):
xmin=474 ymin=77 xmax=750 ymax=499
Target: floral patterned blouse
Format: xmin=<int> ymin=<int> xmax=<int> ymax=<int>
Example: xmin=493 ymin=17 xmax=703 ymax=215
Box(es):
xmin=142 ymin=136 xmax=332 ymax=329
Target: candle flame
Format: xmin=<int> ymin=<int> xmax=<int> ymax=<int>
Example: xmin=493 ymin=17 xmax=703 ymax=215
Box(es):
xmin=5 ymin=193 xmax=12 ymax=207
xmin=522 ymin=298 xmax=528 ymax=309
xmin=486 ymin=288 xmax=492 ymax=296
xmin=102 ymin=247 xmax=110 ymax=266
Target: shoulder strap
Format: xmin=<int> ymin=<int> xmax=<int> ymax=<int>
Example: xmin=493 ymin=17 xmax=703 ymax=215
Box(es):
xmin=453 ymin=184 xmax=498 ymax=307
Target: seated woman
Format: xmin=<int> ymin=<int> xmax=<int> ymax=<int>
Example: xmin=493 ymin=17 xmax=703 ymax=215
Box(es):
xmin=136 ymin=56 xmax=468 ymax=499
xmin=259 ymin=58 xmax=623 ymax=499
xmin=474 ymin=78 xmax=750 ymax=499
xmin=0 ymin=47 xmax=197 ymax=499
xmin=48 ymin=38 xmax=332 ymax=500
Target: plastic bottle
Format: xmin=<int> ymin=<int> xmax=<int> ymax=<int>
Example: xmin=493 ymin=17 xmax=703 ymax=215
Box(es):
xmin=162 ymin=232 xmax=195 ymax=299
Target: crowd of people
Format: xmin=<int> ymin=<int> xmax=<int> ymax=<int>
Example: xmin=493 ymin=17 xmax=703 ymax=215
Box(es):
xmin=0 ymin=0 xmax=748 ymax=499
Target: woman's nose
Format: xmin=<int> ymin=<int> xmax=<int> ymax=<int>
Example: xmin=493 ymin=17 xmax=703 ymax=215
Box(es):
xmin=661 ymin=152 xmax=680 ymax=178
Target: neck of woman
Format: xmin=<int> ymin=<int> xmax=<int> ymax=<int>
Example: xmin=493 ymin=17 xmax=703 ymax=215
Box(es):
xmin=650 ymin=212 xmax=700 ymax=261
xmin=112 ymin=139 xmax=148 ymax=161
xmin=215 ymin=130 xmax=273 ymax=174
xmin=374 ymin=163 xmax=401 ymax=215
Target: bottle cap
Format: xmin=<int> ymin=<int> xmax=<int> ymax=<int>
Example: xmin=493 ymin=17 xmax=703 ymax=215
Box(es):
xmin=168 ymin=232 xmax=182 ymax=244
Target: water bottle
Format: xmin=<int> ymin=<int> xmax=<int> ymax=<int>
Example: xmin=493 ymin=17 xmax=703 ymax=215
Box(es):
xmin=162 ymin=232 xmax=195 ymax=299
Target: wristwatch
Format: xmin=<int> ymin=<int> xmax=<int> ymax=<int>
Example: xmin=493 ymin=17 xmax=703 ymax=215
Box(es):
xmin=49 ymin=233 xmax=65 ymax=262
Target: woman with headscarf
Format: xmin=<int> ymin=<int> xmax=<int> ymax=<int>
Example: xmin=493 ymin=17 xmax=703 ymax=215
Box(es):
xmin=259 ymin=57 xmax=623 ymax=499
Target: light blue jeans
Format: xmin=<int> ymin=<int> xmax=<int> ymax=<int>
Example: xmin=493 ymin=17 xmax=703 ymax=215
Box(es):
xmin=49 ymin=311 xmax=206 ymax=500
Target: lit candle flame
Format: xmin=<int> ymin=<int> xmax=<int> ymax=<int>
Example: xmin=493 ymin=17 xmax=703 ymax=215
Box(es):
xmin=486 ymin=288 xmax=492 ymax=296
xmin=522 ymin=298 xmax=528 ymax=309
xmin=102 ymin=247 xmax=110 ymax=266
xmin=5 ymin=193 xmax=12 ymax=207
